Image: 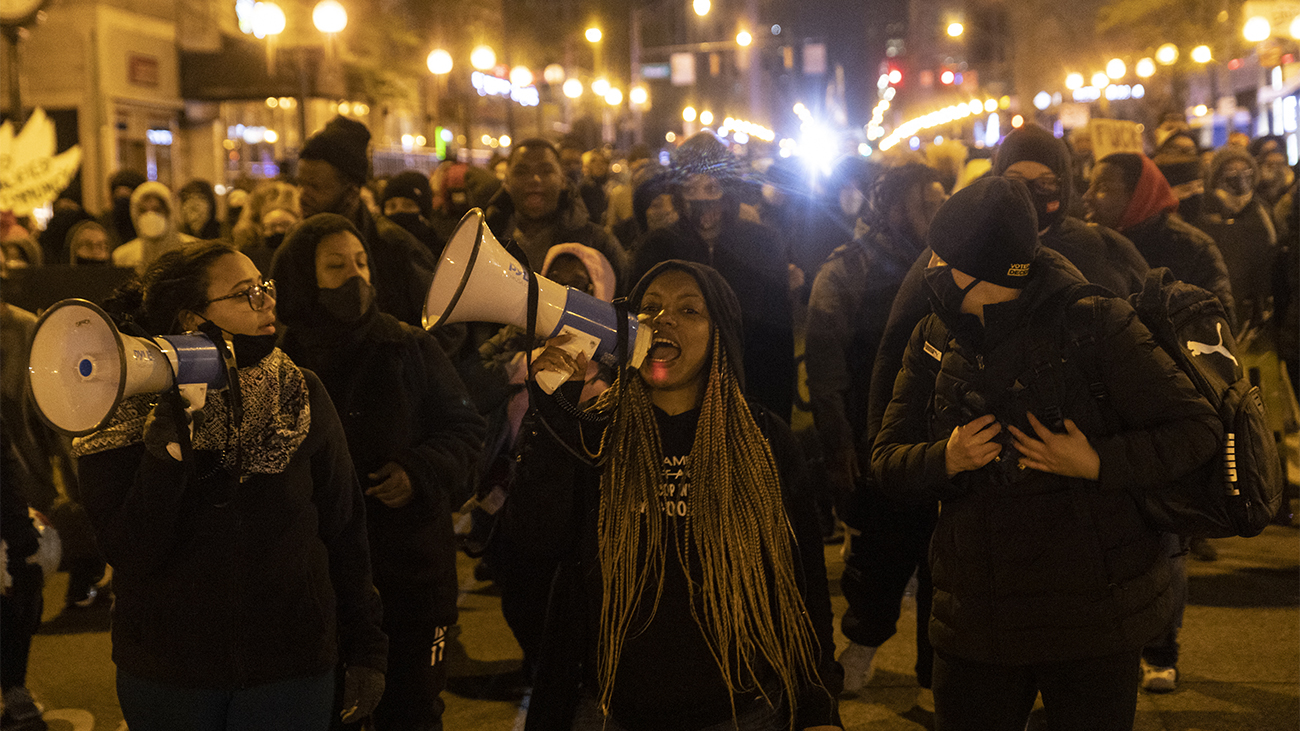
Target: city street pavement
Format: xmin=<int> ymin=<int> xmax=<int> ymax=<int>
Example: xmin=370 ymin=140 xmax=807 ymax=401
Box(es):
xmin=22 ymin=523 xmax=1300 ymax=730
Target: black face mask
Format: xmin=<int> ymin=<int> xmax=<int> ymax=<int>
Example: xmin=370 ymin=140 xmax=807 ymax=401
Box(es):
xmin=232 ymin=333 xmax=278 ymax=368
xmin=74 ymin=257 xmax=111 ymax=267
xmin=1022 ymin=178 xmax=1066 ymax=232
xmin=112 ymin=197 xmax=136 ymax=239
xmin=924 ymin=265 xmax=984 ymax=341
xmin=263 ymin=232 xmax=286 ymax=252
xmin=317 ymin=275 xmax=376 ymax=325
xmin=386 ymin=212 xmax=435 ymax=243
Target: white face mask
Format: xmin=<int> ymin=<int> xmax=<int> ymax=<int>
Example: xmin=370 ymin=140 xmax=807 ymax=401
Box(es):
xmin=136 ymin=211 xmax=168 ymax=239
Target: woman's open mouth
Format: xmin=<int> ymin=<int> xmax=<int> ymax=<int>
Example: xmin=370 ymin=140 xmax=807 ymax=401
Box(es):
xmin=648 ymin=336 xmax=680 ymax=363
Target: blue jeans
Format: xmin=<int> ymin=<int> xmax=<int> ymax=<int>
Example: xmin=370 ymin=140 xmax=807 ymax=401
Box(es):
xmin=1142 ymin=533 xmax=1186 ymax=669
xmin=116 ymin=669 xmax=335 ymax=731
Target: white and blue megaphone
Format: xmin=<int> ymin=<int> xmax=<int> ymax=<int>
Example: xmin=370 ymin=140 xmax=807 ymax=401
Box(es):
xmin=424 ymin=209 xmax=651 ymax=392
xmin=28 ymin=299 xmax=226 ymax=436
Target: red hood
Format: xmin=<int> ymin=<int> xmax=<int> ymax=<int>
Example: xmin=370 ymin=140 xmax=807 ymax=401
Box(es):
xmin=1119 ymin=154 xmax=1180 ymax=231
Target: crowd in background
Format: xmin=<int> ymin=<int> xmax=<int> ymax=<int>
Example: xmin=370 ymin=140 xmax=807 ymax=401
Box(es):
xmin=1 ymin=111 xmax=1298 ymax=731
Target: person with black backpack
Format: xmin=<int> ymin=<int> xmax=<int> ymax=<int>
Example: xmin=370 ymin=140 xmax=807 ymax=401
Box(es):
xmin=872 ymin=178 xmax=1224 ymax=731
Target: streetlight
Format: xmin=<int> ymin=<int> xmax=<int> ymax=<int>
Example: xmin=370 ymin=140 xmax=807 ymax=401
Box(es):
xmin=683 ymin=106 xmax=697 ymax=122
xmin=427 ymin=49 xmax=453 ymax=75
xmin=1156 ymin=43 xmax=1179 ymax=65
xmin=605 ymin=88 xmax=623 ymax=106
xmin=736 ymin=30 xmax=752 ymax=46
xmin=1293 ymin=15 xmax=1300 ymax=39
xmin=471 ymin=45 xmax=496 ymax=71
xmin=1191 ymin=45 xmax=1212 ymax=63
xmin=510 ymin=65 xmax=533 ymax=87
xmin=947 ymin=22 xmax=964 ymax=37
xmin=693 ymin=0 xmax=710 ymax=16
xmin=563 ymin=78 xmax=584 ymax=98
xmin=1106 ymin=58 xmax=1126 ymax=79
xmin=543 ymin=64 xmax=566 ymax=84
xmin=1243 ymin=16 xmax=1271 ymax=43
xmin=630 ymin=86 xmax=649 ymax=105
xmin=1136 ymin=58 xmax=1155 ymax=78
xmin=700 ymin=110 xmax=713 ymax=125
xmin=585 ymin=27 xmax=603 ymax=43
xmin=1065 ymin=73 xmax=1084 ymax=90
xmin=250 ymin=1 xmax=286 ymax=38
xmin=592 ymin=77 xmax=610 ymax=96
xmin=1091 ymin=71 xmax=1109 ymax=88
xmin=312 ymin=0 xmax=347 ymax=33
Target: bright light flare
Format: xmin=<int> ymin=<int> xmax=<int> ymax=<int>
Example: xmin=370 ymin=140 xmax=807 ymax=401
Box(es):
xmin=585 ymin=27 xmax=602 ymax=43
xmin=693 ymin=0 xmax=710 ymax=16
xmin=700 ymin=110 xmax=714 ymax=125
xmin=470 ymin=45 xmax=496 ymax=71
xmin=947 ymin=22 xmax=964 ymax=37
xmin=1191 ymin=45 xmax=1212 ymax=63
xmin=251 ymin=2 xmax=286 ymax=38
xmin=544 ymin=64 xmax=566 ymax=84
xmin=427 ymin=49 xmax=453 ymax=75
xmin=605 ymin=88 xmax=623 ymax=106
xmin=737 ymin=30 xmax=752 ymax=46
xmin=1091 ymin=71 xmax=1110 ymax=88
xmin=630 ymin=86 xmax=648 ymax=105
xmin=563 ymin=78 xmax=584 ymax=98
xmin=1156 ymin=43 xmax=1179 ymax=65
xmin=510 ymin=65 xmax=533 ymax=87
xmin=1136 ymin=58 xmax=1155 ymax=78
xmin=592 ymin=78 xmax=610 ymax=96
xmin=312 ymin=0 xmax=347 ymax=33
xmin=1106 ymin=58 xmax=1126 ymax=79
xmin=1244 ymin=16 xmax=1271 ymax=43
xmin=683 ymin=106 xmax=697 ymax=122
xmin=1065 ymin=73 xmax=1084 ymax=90
xmin=1194 ymin=104 xmax=1208 ymax=116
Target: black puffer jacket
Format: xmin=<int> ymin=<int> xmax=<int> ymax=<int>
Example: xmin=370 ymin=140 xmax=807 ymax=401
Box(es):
xmin=1117 ymin=212 xmax=1237 ymax=331
xmin=871 ymin=251 xmax=1221 ymax=665
xmin=78 ymin=370 xmax=388 ymax=687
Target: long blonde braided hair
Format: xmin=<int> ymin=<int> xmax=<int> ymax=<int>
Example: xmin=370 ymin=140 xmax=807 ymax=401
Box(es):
xmin=587 ymin=328 xmax=824 ymax=726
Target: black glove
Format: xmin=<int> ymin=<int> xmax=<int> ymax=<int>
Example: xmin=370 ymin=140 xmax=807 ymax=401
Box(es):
xmin=142 ymin=393 xmax=204 ymax=462
xmin=340 ymin=665 xmax=385 ymax=724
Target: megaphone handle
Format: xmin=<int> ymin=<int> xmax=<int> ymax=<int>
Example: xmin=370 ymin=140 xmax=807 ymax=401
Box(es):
xmin=165 ymin=383 xmax=208 ymax=460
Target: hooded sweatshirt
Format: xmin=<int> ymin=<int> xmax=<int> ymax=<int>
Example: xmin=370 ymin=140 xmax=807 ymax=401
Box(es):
xmin=111 ymin=182 xmax=196 ymax=273
xmin=1111 ymin=154 xmax=1238 ymax=330
xmin=1197 ymin=147 xmax=1279 ymax=328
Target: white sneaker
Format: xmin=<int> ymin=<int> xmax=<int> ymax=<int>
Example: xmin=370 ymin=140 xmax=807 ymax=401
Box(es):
xmin=1140 ymin=659 xmax=1178 ymax=693
xmin=838 ymin=642 xmax=878 ymax=693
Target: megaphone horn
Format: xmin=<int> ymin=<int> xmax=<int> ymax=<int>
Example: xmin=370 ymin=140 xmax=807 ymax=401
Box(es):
xmin=424 ymin=209 xmax=651 ymax=371
xmin=27 ymin=299 xmax=226 ymax=436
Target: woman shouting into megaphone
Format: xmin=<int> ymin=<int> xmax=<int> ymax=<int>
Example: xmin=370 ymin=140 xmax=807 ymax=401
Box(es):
xmin=72 ymin=242 xmax=388 ymax=731
xmin=510 ymin=260 xmax=843 ymax=731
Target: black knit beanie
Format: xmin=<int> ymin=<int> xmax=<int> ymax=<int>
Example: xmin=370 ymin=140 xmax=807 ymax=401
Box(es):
xmin=300 ymin=116 xmax=371 ymax=187
xmin=380 ymin=171 xmax=434 ymax=218
xmin=927 ymin=177 xmax=1040 ymax=288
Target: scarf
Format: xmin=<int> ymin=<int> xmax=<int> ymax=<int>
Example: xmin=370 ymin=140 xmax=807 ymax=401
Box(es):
xmin=73 ymin=349 xmax=311 ymax=476
xmin=1118 ymin=155 xmax=1180 ymax=231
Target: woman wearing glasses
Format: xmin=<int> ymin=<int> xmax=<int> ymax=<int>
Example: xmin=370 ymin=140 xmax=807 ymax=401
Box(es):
xmin=74 ymin=241 xmax=388 ymax=731
xmin=271 ymin=214 xmax=485 ymax=731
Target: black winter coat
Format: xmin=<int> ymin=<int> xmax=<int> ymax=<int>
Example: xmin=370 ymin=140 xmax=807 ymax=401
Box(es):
xmin=1118 ymin=212 xmax=1238 ymax=330
xmin=281 ymin=315 xmax=486 ymax=625
xmin=513 ymin=386 xmax=841 ymax=731
xmin=78 ymin=370 xmax=388 ymax=687
xmin=871 ymin=252 xmax=1222 ymax=665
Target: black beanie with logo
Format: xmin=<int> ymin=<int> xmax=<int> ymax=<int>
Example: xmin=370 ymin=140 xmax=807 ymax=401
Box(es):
xmin=927 ymin=176 xmax=1040 ymax=288
xmin=300 ymin=116 xmax=371 ymax=187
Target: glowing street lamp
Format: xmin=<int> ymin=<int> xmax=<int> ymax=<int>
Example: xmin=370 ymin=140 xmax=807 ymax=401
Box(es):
xmin=947 ymin=22 xmax=964 ymax=37
xmin=592 ymin=77 xmax=610 ymax=96
xmin=736 ymin=30 xmax=753 ymax=46
xmin=1065 ymin=73 xmax=1084 ymax=90
xmin=683 ymin=106 xmax=697 ymax=122
xmin=1135 ymin=58 xmax=1155 ymax=78
xmin=543 ymin=64 xmax=566 ymax=84
xmin=1292 ymin=15 xmax=1300 ymax=39
xmin=312 ymin=0 xmax=347 ymax=33
xmin=1091 ymin=71 xmax=1109 ymax=88
xmin=700 ymin=110 xmax=714 ymax=125
xmin=693 ymin=0 xmax=710 ymax=16
xmin=1106 ymin=58 xmax=1126 ymax=79
xmin=1243 ymin=16 xmax=1271 ymax=43
xmin=630 ymin=86 xmax=649 ymax=105
xmin=510 ymin=65 xmax=533 ymax=87
xmin=562 ymin=78 xmax=584 ymax=98
xmin=470 ymin=45 xmax=496 ymax=71
xmin=1156 ymin=43 xmax=1179 ymax=65
xmin=427 ymin=49 xmax=453 ymax=75
xmin=250 ymin=2 xmax=286 ymax=38
xmin=585 ymin=27 xmax=603 ymax=43
xmin=1191 ymin=45 xmax=1212 ymax=63
xmin=605 ymin=88 xmax=623 ymax=106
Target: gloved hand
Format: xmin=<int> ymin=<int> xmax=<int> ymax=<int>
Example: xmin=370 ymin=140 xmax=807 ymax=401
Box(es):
xmin=142 ymin=394 xmax=204 ymax=461
xmin=340 ymin=665 xmax=385 ymax=724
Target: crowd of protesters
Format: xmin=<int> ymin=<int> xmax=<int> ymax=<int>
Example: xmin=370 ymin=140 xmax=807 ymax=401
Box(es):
xmin=1 ymin=110 xmax=1297 ymax=731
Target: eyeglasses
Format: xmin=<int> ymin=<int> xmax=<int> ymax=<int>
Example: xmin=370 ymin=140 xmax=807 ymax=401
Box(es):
xmin=204 ymin=279 xmax=276 ymax=311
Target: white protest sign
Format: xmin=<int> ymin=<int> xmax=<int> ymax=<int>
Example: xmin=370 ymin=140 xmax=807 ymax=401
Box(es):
xmin=1091 ymin=119 xmax=1144 ymax=163
xmin=0 ymin=109 xmax=83 ymax=216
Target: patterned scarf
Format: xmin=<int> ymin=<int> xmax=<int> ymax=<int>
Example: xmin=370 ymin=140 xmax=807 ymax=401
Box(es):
xmin=73 ymin=349 xmax=311 ymax=475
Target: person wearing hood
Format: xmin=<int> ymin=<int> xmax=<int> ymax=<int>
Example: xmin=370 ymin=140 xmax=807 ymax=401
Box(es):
xmin=516 ymin=260 xmax=842 ymax=731
xmin=872 ymin=177 xmax=1221 ymax=731
xmin=38 ymin=197 xmax=94 ymax=264
xmin=632 ymin=132 xmax=796 ymax=422
xmin=297 ymin=116 xmax=436 ymax=328
xmin=234 ymin=180 xmax=302 ymax=275
xmin=100 ymin=169 xmax=147 ymax=248
xmin=610 ymin=169 xmax=678 ymax=254
xmin=76 ymin=242 xmax=388 ymax=731
xmin=1085 ymin=152 xmax=1237 ymax=329
xmin=1196 ymin=146 xmax=1280 ymax=330
xmin=805 ymin=162 xmax=947 ymax=693
xmin=66 ymin=220 xmax=114 ymax=266
xmin=272 ymin=214 xmax=485 ymax=731
xmin=378 ymin=170 xmax=444 ymax=256
xmin=111 ymin=182 xmax=197 ymax=273
xmin=483 ymin=138 xmax=628 ymax=286
xmin=177 ymin=180 xmax=223 ymax=240
xmin=993 ymin=123 xmax=1149 ymax=297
